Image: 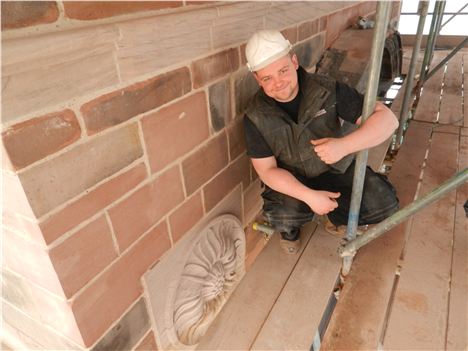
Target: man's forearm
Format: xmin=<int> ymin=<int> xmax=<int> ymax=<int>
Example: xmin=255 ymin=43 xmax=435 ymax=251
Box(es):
xmin=259 ymin=167 xmax=313 ymax=203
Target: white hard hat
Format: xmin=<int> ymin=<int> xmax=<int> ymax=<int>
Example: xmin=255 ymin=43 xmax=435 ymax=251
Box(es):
xmin=245 ymin=30 xmax=292 ymax=72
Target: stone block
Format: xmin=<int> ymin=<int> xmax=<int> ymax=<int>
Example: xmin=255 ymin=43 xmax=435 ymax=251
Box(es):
xmin=2 ymin=171 xmax=36 ymax=220
xmin=227 ymin=119 xmax=246 ymax=161
xmin=2 ymin=25 xmax=119 ymax=124
xmin=298 ymin=18 xmax=320 ymax=42
xmin=281 ymin=26 xmax=298 ymax=45
xmin=72 ymin=221 xmax=171 ymax=347
xmin=39 ymin=163 xmax=147 ymax=245
xmin=169 ymin=192 xmax=204 ymax=243
xmin=1 ymin=1 xmax=58 ymax=30
xmin=2 ymin=210 xmax=45 ymax=247
xmin=1 ymin=269 xmax=40 ymax=320
xmin=325 ymin=5 xmax=357 ymax=48
xmin=81 ymin=67 xmax=191 ymax=134
xmin=108 ymin=165 xmax=184 ymax=251
xmin=243 ymin=178 xmax=263 ymax=226
xmin=294 ymin=33 xmax=325 ymax=70
xmin=181 ymin=132 xmax=229 ymax=196
xmin=2 ymin=302 xmax=82 ymax=350
xmin=209 ymin=79 xmax=231 ymax=132
xmin=49 ymin=216 xmax=118 ymax=298
xmin=203 ymin=154 xmax=250 ymax=212
xmin=233 ymin=69 xmax=258 ymax=118
xmin=63 ymin=1 xmax=182 ymax=20
xmin=2 ymin=109 xmax=81 ymax=170
xmin=18 ymin=123 xmax=143 ymax=218
xmin=116 ymin=9 xmax=215 ymax=81
xmin=191 ymin=48 xmax=240 ymax=88
xmin=90 ymin=298 xmax=150 ymax=351
xmin=2 ymin=228 xmax=65 ymax=298
xmin=135 ymin=331 xmax=158 ymax=351
xmin=141 ymin=92 xmax=209 ymax=174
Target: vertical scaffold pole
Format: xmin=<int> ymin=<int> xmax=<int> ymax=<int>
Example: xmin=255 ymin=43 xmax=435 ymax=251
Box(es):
xmin=342 ymin=1 xmax=391 ymax=276
xmin=396 ymin=1 xmax=429 ymax=147
xmin=418 ymin=1 xmax=444 ymax=85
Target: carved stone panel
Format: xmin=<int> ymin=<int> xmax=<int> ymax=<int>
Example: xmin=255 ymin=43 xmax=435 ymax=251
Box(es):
xmin=143 ymin=213 xmax=246 ymax=350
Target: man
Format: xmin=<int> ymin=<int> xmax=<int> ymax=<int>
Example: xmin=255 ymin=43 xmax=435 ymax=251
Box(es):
xmin=244 ymin=30 xmax=399 ymax=254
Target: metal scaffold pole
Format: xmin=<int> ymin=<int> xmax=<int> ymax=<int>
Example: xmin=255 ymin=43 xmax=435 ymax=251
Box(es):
xmin=396 ymin=0 xmax=429 ymax=148
xmin=341 ymin=1 xmax=391 ymax=277
xmin=339 ymin=168 xmax=468 ymax=257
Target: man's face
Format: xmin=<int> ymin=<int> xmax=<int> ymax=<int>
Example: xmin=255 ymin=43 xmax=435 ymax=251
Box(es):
xmin=254 ymin=54 xmax=299 ymax=103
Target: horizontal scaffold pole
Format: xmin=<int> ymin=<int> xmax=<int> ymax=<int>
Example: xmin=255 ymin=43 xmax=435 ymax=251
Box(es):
xmin=339 ymin=168 xmax=468 ymax=257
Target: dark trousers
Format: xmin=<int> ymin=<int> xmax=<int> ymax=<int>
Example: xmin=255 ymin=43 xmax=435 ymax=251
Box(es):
xmin=262 ymin=161 xmax=399 ymax=235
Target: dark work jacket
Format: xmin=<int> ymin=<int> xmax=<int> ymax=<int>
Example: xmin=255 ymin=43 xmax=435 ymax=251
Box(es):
xmin=246 ymin=67 xmax=355 ymax=178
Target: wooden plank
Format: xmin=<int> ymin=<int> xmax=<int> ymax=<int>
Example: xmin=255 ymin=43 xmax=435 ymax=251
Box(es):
xmin=321 ymin=121 xmax=433 ymax=350
xmin=251 ymin=228 xmax=341 ymax=350
xmin=196 ymin=221 xmax=318 ymax=350
xmin=446 ymin=135 xmax=468 ymax=350
xmin=439 ymin=52 xmax=463 ymax=126
xmin=413 ymin=51 xmax=445 ymax=123
xmin=384 ymin=131 xmax=459 ymax=350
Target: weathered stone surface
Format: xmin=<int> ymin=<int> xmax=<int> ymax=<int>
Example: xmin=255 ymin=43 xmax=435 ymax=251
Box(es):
xmin=109 ymin=165 xmax=184 ymax=251
xmin=2 ymin=302 xmax=82 ymax=350
xmin=243 ymin=178 xmax=263 ymax=226
xmin=233 ymin=69 xmax=258 ymax=118
xmin=294 ymin=33 xmax=325 ymax=69
xmin=2 ymin=25 xmax=120 ymax=124
xmin=209 ymin=79 xmax=231 ymax=132
xmin=72 ymin=221 xmax=171 ymax=346
xmin=191 ymin=48 xmax=240 ymax=88
xmin=63 ymin=1 xmax=182 ymax=20
xmin=169 ymin=192 xmax=204 ymax=243
xmin=142 ymin=92 xmax=209 ymax=173
xmin=91 ymin=298 xmax=150 ymax=351
xmin=2 ymin=109 xmax=81 ymax=170
xmin=203 ymin=154 xmax=250 ymax=212
xmin=39 ymin=163 xmax=147 ymax=245
xmin=281 ymin=26 xmax=298 ymax=45
xmin=1 ymin=1 xmax=58 ymax=30
xmin=19 ymin=123 xmax=143 ymax=217
xmin=1 ymin=269 xmax=40 ymax=320
xmin=182 ymin=132 xmax=229 ymax=195
xmin=81 ymin=67 xmax=191 ymax=134
xmin=49 ymin=216 xmax=118 ymax=298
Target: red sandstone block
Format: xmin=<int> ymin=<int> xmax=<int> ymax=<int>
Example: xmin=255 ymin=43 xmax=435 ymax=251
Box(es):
xmin=240 ymin=43 xmax=248 ymax=66
xmin=108 ymin=165 xmax=184 ymax=251
xmin=63 ymin=1 xmax=182 ymax=20
xmin=142 ymin=92 xmax=210 ymax=173
xmin=191 ymin=48 xmax=240 ymax=88
xmin=181 ymin=132 xmax=228 ymax=195
xmin=49 ymin=216 xmax=118 ymax=298
xmin=81 ymin=67 xmax=191 ymax=134
xmin=243 ymin=179 xmax=263 ymax=224
xmin=282 ymin=26 xmax=298 ymax=45
xmin=39 ymin=163 xmax=147 ymax=245
xmin=135 ymin=330 xmax=158 ymax=351
xmin=298 ymin=19 xmax=320 ymax=42
xmin=2 ymin=228 xmax=65 ymax=298
xmin=325 ymin=7 xmax=356 ymax=48
xmin=203 ymin=154 xmax=250 ymax=212
xmin=319 ymin=16 xmax=328 ymax=32
xmin=169 ymin=192 xmax=204 ymax=243
xmin=71 ymin=221 xmax=171 ymax=346
xmin=1 ymin=1 xmax=59 ymax=30
xmin=2 ymin=110 xmax=81 ymax=170
xmin=227 ymin=120 xmax=246 ymax=161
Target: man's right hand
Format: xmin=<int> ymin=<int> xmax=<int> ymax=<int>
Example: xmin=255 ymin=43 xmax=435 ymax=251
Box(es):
xmin=303 ymin=190 xmax=340 ymax=215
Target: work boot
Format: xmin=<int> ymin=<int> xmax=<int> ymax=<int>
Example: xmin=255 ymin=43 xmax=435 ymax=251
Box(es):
xmin=323 ymin=217 xmax=368 ymax=238
xmin=279 ymin=228 xmax=301 ymax=254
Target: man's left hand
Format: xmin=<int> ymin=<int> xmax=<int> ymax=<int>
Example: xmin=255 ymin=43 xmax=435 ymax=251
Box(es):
xmin=310 ymin=138 xmax=347 ymax=164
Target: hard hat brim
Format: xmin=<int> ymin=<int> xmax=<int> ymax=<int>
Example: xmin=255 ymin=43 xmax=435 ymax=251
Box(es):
xmin=247 ymin=47 xmax=291 ymax=72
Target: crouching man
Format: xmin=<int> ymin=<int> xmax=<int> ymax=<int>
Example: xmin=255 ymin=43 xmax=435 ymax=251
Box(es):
xmin=243 ymin=30 xmax=399 ymax=254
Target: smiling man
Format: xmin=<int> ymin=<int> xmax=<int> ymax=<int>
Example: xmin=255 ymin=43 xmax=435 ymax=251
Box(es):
xmin=243 ymin=30 xmax=400 ymax=254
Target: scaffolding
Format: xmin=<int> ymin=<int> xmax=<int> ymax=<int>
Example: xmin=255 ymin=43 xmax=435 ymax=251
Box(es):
xmin=341 ymin=0 xmax=468 ymax=275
